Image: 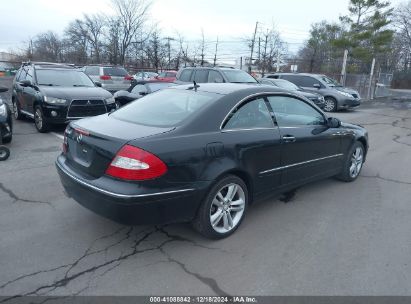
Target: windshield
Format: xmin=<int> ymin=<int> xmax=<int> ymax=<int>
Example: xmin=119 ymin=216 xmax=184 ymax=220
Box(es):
xmin=274 ymin=80 xmax=300 ymax=91
xmin=36 ymin=70 xmax=95 ymax=87
xmin=321 ymin=76 xmax=341 ymax=87
xmin=222 ymin=70 xmax=257 ymax=83
xmin=111 ymin=89 xmax=219 ymax=127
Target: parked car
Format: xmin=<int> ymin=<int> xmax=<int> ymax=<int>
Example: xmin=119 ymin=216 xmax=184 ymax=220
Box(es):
xmin=56 ymin=83 xmax=368 ymax=239
xmin=259 ymin=78 xmax=325 ymax=109
xmin=265 ymin=73 xmax=361 ymax=112
xmin=133 ymin=71 xmax=158 ymax=81
xmin=114 ymin=81 xmax=176 ymax=106
xmin=12 ymin=62 xmax=117 ymax=133
xmin=175 ymin=67 xmax=258 ymax=84
xmin=83 ymin=65 xmax=133 ymax=92
xmin=152 ymin=71 xmax=177 ymax=82
xmin=0 ymin=86 xmax=12 ymax=161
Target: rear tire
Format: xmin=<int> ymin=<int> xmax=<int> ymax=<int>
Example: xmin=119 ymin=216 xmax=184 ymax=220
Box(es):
xmin=192 ymin=175 xmax=248 ymax=239
xmin=323 ymin=97 xmax=337 ymax=112
xmin=336 ymin=141 xmax=365 ymax=182
xmin=34 ymin=106 xmax=49 ymax=133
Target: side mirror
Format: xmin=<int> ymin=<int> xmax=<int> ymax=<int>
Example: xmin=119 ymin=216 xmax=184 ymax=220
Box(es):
xmin=94 ymin=81 xmax=102 ymax=87
xmin=313 ymin=83 xmax=321 ymax=89
xmin=19 ymin=80 xmax=32 ymax=87
xmin=327 ymin=117 xmax=341 ymax=128
xmin=0 ymin=86 xmax=8 ymax=93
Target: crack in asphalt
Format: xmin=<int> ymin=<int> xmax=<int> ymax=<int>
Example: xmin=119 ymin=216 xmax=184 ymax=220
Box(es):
xmin=0 ymin=226 xmax=228 ymax=301
xmin=360 ymin=174 xmax=411 ymax=185
xmin=393 ymin=134 xmax=411 ymax=147
xmin=0 ymin=182 xmax=53 ymax=207
xmin=158 ymin=246 xmax=230 ymax=296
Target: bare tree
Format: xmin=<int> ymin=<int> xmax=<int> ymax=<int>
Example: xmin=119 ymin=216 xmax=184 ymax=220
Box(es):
xmin=393 ymin=1 xmax=411 ymax=70
xmin=33 ymin=31 xmax=63 ymax=62
xmin=111 ymin=0 xmax=150 ymax=65
xmin=83 ymin=14 xmax=106 ymax=63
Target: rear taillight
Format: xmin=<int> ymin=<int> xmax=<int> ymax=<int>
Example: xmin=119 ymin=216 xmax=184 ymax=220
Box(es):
xmin=100 ymin=75 xmax=111 ymax=80
xmin=105 ymin=145 xmax=167 ymax=181
xmin=124 ymin=75 xmax=133 ymax=81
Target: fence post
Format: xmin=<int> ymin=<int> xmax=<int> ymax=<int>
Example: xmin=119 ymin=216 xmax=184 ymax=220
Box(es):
xmin=340 ymin=49 xmax=348 ymax=86
xmin=367 ymin=58 xmax=376 ymax=100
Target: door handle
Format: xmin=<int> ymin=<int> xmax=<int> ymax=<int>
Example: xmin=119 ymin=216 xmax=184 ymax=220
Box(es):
xmin=282 ymin=135 xmax=296 ymax=143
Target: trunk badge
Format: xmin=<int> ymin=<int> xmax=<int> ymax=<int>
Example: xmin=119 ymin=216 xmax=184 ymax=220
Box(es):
xmin=76 ymin=134 xmax=83 ymax=143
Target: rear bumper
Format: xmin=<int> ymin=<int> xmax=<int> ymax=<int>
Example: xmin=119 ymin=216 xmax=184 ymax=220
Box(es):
xmin=56 ymin=156 xmax=207 ymax=225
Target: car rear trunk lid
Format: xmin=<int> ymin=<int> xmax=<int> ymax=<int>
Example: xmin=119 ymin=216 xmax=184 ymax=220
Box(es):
xmin=64 ymin=114 xmax=174 ymax=178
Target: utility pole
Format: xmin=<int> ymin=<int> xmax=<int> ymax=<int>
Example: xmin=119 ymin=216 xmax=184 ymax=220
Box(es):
xmin=249 ymin=21 xmax=258 ymax=74
xmin=240 ymin=57 xmax=243 ymax=70
xmin=258 ymin=37 xmax=261 ymax=62
xmin=340 ymin=49 xmax=348 ymax=86
xmin=213 ymin=36 xmax=219 ymax=67
xmin=200 ymin=29 xmax=205 ymax=67
xmin=368 ymin=58 xmax=376 ymax=100
xmin=164 ymin=37 xmax=175 ymax=69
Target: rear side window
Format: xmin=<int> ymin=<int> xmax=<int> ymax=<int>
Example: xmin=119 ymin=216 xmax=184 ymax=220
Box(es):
xmin=223 ymin=98 xmax=273 ymax=130
xmin=193 ymin=70 xmax=209 ymax=83
xmin=111 ymin=89 xmax=219 ymax=127
xmin=179 ymin=70 xmax=192 ymax=82
xmin=281 ymin=75 xmax=303 ymax=86
xmin=85 ymin=66 xmax=100 ymax=75
xmin=166 ymin=72 xmax=176 ymax=77
xmin=103 ymin=67 xmax=127 ymax=77
xmin=208 ymin=70 xmax=224 ymax=83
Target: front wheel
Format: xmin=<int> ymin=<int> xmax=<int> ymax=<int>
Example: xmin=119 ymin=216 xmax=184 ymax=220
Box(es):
xmin=0 ymin=146 xmax=10 ymax=161
xmin=336 ymin=141 xmax=365 ymax=182
xmin=323 ymin=97 xmax=337 ymax=112
xmin=34 ymin=106 xmax=49 ymax=133
xmin=12 ymin=99 xmax=23 ymax=120
xmin=192 ymin=175 xmax=248 ymax=239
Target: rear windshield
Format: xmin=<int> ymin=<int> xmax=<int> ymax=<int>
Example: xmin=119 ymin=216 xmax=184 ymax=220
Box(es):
xmin=222 ymin=70 xmax=257 ymax=83
xmin=111 ymin=89 xmax=219 ymax=127
xmin=103 ymin=67 xmax=128 ymax=77
xmin=36 ymin=69 xmax=95 ymax=87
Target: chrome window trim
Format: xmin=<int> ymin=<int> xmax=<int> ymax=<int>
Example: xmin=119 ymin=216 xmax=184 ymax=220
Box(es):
xmin=259 ymin=153 xmax=344 ymax=175
xmin=56 ymin=161 xmax=195 ymax=199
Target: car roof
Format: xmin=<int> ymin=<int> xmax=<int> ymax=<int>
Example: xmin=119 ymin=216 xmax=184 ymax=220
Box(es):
xmin=170 ymin=83 xmax=286 ymax=95
xmin=274 ymin=72 xmax=325 ymax=78
xmin=22 ymin=62 xmax=74 ymax=69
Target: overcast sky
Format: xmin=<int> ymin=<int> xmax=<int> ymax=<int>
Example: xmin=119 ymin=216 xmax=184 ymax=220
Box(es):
xmin=0 ymin=0 xmax=404 ymax=59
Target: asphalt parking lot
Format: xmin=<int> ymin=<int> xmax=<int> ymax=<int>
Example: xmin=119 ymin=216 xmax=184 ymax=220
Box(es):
xmin=1 ymin=81 xmax=411 ymax=297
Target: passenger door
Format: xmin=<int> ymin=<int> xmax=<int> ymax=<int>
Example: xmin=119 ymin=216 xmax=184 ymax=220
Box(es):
xmin=221 ymin=97 xmax=282 ymax=196
xmin=14 ymin=68 xmax=27 ymax=112
xmin=266 ymin=95 xmax=342 ymax=187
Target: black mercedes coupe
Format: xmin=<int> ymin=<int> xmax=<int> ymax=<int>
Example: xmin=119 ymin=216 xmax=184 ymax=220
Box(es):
xmin=56 ymin=83 xmax=368 ymax=239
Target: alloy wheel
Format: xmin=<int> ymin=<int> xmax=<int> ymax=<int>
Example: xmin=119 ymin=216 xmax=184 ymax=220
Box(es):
xmin=324 ymin=98 xmax=336 ymax=112
xmin=349 ymin=147 xmax=363 ymax=178
xmin=13 ymin=101 xmax=19 ymax=119
xmin=209 ymin=183 xmax=246 ymax=234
